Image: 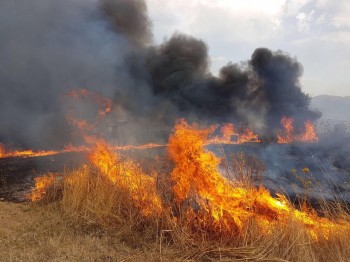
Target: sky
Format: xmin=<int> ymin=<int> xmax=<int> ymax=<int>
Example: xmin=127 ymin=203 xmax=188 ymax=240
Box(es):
xmin=147 ymin=0 xmax=350 ymax=97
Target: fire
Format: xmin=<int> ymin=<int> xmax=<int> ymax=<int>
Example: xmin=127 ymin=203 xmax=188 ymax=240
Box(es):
xmin=0 ymin=143 xmax=88 ymax=159
xmin=110 ymin=143 xmax=165 ymax=151
xmin=0 ymin=122 xmax=261 ymax=160
xmin=66 ymin=89 xmax=114 ymax=134
xmin=29 ymin=119 xmax=349 ymax=240
xmin=0 ymin=142 xmax=167 ymax=160
xmin=299 ymin=121 xmax=319 ymax=143
xmin=1 ymin=88 xmax=264 ymax=160
xmin=0 ymin=116 xmax=318 ymax=161
xmin=30 ymin=174 xmax=58 ymax=201
xmin=278 ymin=117 xmax=318 ymax=143
xmin=87 ymin=139 xmax=163 ymax=217
xmin=0 ymin=143 xmax=60 ymax=159
xmin=208 ymin=123 xmax=261 ymax=145
xmin=168 ymin=119 xmax=346 ymax=239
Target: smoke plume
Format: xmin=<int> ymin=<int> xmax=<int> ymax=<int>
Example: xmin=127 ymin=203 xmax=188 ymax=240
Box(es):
xmin=0 ymin=0 xmax=320 ymax=149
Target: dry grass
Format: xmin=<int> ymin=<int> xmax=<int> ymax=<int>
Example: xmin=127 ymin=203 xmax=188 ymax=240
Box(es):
xmin=2 ymin=150 xmax=350 ymax=261
xmin=0 ymin=201 xmax=178 ymax=261
xmin=49 ymin=159 xmax=350 ymax=262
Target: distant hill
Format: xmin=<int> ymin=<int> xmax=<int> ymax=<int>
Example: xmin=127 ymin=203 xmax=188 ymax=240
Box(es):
xmin=311 ymin=95 xmax=350 ymax=121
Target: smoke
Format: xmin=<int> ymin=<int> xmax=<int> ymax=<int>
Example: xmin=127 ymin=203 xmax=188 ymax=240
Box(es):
xmin=250 ymin=48 xmax=320 ymax=128
xmin=141 ymin=37 xmax=320 ymax=136
xmin=100 ymin=0 xmax=153 ymax=46
xmin=0 ymin=0 xmax=320 ymax=149
xmin=0 ymin=0 xmax=132 ymax=149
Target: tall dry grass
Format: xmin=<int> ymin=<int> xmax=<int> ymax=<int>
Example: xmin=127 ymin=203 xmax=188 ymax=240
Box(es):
xmin=34 ymin=152 xmax=350 ymax=262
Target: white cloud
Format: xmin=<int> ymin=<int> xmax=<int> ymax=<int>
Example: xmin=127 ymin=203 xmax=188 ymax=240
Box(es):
xmin=147 ymin=0 xmax=286 ymax=44
xmin=284 ymin=0 xmax=312 ymax=16
xmin=332 ymin=2 xmax=350 ymax=27
xmin=315 ymin=0 xmax=332 ymax=9
xmin=296 ymin=10 xmax=315 ymax=32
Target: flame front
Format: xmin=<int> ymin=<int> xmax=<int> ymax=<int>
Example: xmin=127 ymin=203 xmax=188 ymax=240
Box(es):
xmin=168 ymin=119 xmax=346 ymax=239
xmin=30 ymin=174 xmax=57 ymax=201
xmin=0 ymin=143 xmax=88 ymax=159
xmin=87 ymin=139 xmax=163 ymax=217
xmin=30 ymin=119 xmax=348 ymax=240
xmin=0 ymin=142 xmax=165 ymax=160
xmin=208 ymin=123 xmax=261 ymax=145
xmin=278 ymin=117 xmax=318 ymax=143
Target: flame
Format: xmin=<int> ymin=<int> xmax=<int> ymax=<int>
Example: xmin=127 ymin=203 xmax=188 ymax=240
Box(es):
xmin=29 ymin=119 xmax=349 ymax=240
xmin=0 ymin=143 xmax=61 ymax=159
xmin=299 ymin=121 xmax=319 ymax=143
xmin=0 ymin=143 xmax=5 ymax=158
xmin=0 ymin=143 xmax=88 ymax=159
xmin=0 ymin=121 xmax=261 ymax=160
xmin=110 ymin=143 xmax=165 ymax=151
xmin=208 ymin=123 xmax=261 ymax=145
xmin=168 ymin=119 xmax=347 ymax=239
xmin=87 ymin=139 xmax=163 ymax=217
xmin=30 ymin=174 xmax=57 ymax=201
xmin=66 ymin=89 xmax=113 ymax=133
xmin=278 ymin=117 xmax=318 ymax=143
xmin=0 ymin=142 xmax=168 ymax=160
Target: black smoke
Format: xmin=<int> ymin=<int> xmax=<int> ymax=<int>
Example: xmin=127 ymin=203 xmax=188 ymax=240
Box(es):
xmin=142 ymin=35 xmax=320 ymax=136
xmin=0 ymin=0 xmax=320 ymax=149
xmin=100 ymin=0 xmax=153 ymax=46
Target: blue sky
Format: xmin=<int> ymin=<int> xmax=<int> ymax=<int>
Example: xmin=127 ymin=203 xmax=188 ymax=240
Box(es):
xmin=147 ymin=0 xmax=350 ymax=96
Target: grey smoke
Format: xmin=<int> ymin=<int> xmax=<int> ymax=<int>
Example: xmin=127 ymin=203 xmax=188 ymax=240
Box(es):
xmin=0 ymin=0 xmax=132 ymax=149
xmin=100 ymin=0 xmax=153 ymax=46
xmin=0 ymin=0 xmax=320 ymax=149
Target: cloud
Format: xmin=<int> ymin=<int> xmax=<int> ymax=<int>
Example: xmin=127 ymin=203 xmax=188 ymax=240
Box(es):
xmin=332 ymin=2 xmax=350 ymax=28
xmin=147 ymin=0 xmax=286 ymax=42
xmin=296 ymin=10 xmax=315 ymax=32
xmin=147 ymin=0 xmax=350 ymax=96
xmin=284 ymin=0 xmax=312 ymax=16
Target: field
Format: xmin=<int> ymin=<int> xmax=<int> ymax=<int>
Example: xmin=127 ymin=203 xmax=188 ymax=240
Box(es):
xmin=0 ymin=201 xmax=175 ymax=261
xmin=1 ymin=121 xmax=350 ymax=261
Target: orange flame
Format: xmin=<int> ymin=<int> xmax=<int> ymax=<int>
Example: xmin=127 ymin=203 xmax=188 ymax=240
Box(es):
xmin=0 ymin=143 xmax=88 ymax=159
xmin=30 ymin=174 xmax=58 ymax=202
xmin=66 ymin=88 xmax=113 ymax=133
xmin=88 ymin=140 xmax=163 ymax=217
xmin=0 ymin=141 xmax=168 ymax=160
xmin=168 ymin=119 xmax=347 ymax=239
xmin=278 ymin=117 xmax=318 ymax=143
xmin=208 ymin=123 xmax=261 ymax=145
xmin=299 ymin=121 xmax=319 ymax=143
xmin=29 ymin=119 xmax=349 ymax=240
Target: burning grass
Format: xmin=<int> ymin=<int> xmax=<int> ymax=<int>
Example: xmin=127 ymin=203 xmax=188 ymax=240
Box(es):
xmin=27 ymin=119 xmax=350 ymax=261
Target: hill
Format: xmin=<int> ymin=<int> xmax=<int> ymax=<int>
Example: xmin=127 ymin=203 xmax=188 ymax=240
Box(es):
xmin=311 ymin=95 xmax=350 ymax=121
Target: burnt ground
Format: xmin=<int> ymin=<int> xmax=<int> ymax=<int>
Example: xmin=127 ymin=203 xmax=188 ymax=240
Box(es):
xmin=213 ymin=140 xmax=350 ymax=205
xmin=0 ymin=148 xmax=165 ymax=202
xmin=0 ymin=152 xmax=86 ymax=202
xmin=0 ymin=141 xmax=349 ymax=205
